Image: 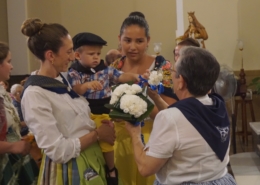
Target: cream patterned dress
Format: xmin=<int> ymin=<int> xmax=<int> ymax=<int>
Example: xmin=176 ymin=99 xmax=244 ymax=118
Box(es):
xmin=0 ymin=85 xmax=38 ymax=185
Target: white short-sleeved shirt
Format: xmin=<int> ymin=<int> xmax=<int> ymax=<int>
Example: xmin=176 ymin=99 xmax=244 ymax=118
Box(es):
xmin=145 ymin=95 xmax=229 ymax=185
xmin=21 ymin=75 xmax=96 ymax=163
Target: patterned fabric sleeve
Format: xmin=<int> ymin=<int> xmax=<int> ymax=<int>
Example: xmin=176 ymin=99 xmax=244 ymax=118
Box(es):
xmin=68 ymin=68 xmax=83 ymax=86
xmin=108 ymin=67 xmax=123 ymax=84
xmin=0 ymin=97 xmax=7 ymax=141
xmin=110 ymin=56 xmax=125 ymax=70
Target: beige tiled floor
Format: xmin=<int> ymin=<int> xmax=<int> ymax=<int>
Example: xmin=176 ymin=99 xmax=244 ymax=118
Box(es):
xmin=230 ymin=121 xmax=254 ymax=155
xmin=228 ymin=121 xmax=254 ymax=176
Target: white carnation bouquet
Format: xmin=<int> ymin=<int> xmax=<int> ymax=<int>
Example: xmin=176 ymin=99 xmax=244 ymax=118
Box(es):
xmin=105 ymin=83 xmax=154 ymax=125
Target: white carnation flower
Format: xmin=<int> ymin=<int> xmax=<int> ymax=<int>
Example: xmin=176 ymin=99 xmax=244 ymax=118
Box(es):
xmin=120 ymin=95 xmax=147 ymax=118
xmin=131 ymin=84 xmax=142 ymax=94
xmin=110 ymin=84 xmax=132 ymax=104
xmin=124 ymin=89 xmax=134 ymax=95
xmin=148 ymin=70 xmax=163 ymax=86
xmin=113 ymin=84 xmax=130 ymax=96
xmin=110 ymin=95 xmax=118 ymax=104
xmin=111 ymin=83 xmax=143 ymax=103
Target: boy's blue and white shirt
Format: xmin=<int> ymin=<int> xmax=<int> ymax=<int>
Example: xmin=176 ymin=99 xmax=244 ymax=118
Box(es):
xmin=68 ymin=60 xmax=122 ymax=100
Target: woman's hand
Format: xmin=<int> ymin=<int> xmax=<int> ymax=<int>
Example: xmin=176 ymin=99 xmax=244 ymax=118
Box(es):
xmin=97 ymin=120 xmax=116 ymax=145
xmin=147 ymin=87 xmax=160 ymax=101
xmin=134 ymin=69 xmax=150 ymax=82
xmin=125 ymin=121 xmax=141 ymax=138
xmin=11 ymin=140 xmax=31 ymax=156
xmin=101 ymin=119 xmax=114 ymax=128
xmin=141 ymin=69 xmax=150 ymax=80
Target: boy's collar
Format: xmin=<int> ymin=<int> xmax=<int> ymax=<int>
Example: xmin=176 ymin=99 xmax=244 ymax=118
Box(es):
xmin=70 ymin=59 xmax=107 ymax=74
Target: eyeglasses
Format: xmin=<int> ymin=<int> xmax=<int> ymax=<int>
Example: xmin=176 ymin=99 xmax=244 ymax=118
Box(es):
xmin=169 ymin=67 xmax=180 ymax=78
xmin=169 ymin=63 xmax=176 ymax=73
xmin=170 ymin=68 xmax=177 ymax=73
xmin=173 ymin=49 xmax=180 ymax=61
xmin=174 ymin=53 xmax=180 ymax=58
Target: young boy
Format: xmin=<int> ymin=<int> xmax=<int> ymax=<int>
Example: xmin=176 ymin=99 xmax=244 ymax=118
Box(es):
xmin=68 ymin=32 xmax=145 ymax=185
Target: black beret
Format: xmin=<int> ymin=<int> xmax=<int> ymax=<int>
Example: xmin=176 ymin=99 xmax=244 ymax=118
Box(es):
xmin=72 ymin=32 xmax=107 ymax=50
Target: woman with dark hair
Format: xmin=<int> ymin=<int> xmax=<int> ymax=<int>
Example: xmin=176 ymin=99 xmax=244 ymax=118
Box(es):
xmin=128 ymin=11 xmax=145 ymax=19
xmin=126 ymin=46 xmax=237 ymax=185
xmin=0 ymin=42 xmax=38 ymax=185
xmin=21 ymin=18 xmax=115 ymax=185
xmin=111 ymin=15 xmax=178 ymax=185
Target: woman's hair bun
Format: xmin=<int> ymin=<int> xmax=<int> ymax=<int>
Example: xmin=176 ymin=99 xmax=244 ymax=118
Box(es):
xmin=128 ymin=11 xmax=145 ymax=19
xmin=21 ymin=18 xmax=44 ymax=37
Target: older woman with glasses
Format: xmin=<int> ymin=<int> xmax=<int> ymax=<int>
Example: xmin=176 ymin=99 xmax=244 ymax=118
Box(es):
xmin=126 ymin=46 xmax=237 ymax=185
xmin=10 ymin=84 xmax=28 ymax=135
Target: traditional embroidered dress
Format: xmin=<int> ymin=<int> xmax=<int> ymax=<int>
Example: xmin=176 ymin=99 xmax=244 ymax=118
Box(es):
xmin=21 ymin=74 xmax=107 ymax=185
xmin=110 ymin=56 xmax=178 ymax=185
xmin=0 ymin=85 xmax=38 ymax=185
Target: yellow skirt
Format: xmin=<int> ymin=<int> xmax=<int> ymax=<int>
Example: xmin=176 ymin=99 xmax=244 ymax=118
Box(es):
xmin=114 ymin=119 xmax=155 ymax=185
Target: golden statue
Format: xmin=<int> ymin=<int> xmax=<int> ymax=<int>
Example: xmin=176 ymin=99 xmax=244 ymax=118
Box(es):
xmin=177 ymin=12 xmax=208 ymax=48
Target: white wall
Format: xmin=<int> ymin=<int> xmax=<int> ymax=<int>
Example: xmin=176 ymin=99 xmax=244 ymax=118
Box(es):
xmin=239 ymin=0 xmax=260 ymax=70
xmin=7 ymin=0 xmax=29 ymax=75
xmin=59 ymin=0 xmax=134 ymax=59
xmin=183 ymin=0 xmax=240 ymax=70
xmin=135 ymin=0 xmax=177 ymax=61
xmin=3 ymin=0 xmax=260 ymax=74
xmin=25 ymin=0 xmax=177 ymax=71
xmin=27 ymin=0 xmax=62 ymax=72
xmin=0 ymin=0 xmax=8 ymax=43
